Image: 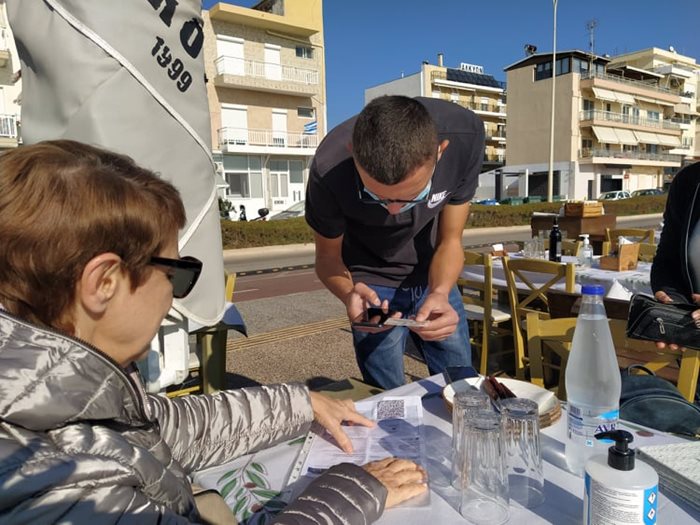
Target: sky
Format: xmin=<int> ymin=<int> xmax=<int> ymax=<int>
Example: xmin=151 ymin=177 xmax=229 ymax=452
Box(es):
xmin=204 ymin=0 xmax=700 ymax=128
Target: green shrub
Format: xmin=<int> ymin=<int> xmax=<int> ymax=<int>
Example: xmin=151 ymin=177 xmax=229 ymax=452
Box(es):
xmin=220 ymin=195 xmax=667 ymax=249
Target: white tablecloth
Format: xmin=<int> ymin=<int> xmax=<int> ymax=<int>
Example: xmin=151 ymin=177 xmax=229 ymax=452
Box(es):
xmin=194 ymin=375 xmax=698 ymax=524
xmin=461 ymin=255 xmax=653 ymax=301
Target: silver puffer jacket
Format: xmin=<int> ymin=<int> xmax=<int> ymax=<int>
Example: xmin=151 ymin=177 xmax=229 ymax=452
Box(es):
xmin=0 ymin=310 xmax=386 ymax=524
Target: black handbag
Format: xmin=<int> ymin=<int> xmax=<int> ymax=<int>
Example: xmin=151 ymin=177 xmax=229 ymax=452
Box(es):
xmin=626 ymin=293 xmax=700 ymax=350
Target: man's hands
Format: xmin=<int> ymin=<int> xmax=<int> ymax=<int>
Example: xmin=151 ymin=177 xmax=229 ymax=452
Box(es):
xmin=362 ymin=457 xmax=428 ymax=508
xmin=344 ymin=283 xmax=395 ymax=333
xmin=653 ymin=290 xmax=700 ymax=350
xmin=308 ymin=391 xmax=375 ymax=453
xmin=411 ymin=291 xmax=458 ymax=341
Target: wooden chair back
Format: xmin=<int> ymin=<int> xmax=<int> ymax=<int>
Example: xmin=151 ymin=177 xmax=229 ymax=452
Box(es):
xmin=502 ymin=257 xmax=576 ymax=380
xmin=605 ymin=228 xmax=655 ymax=245
xmin=540 ymin=290 xmax=699 ymax=402
xmin=459 ymin=251 xmax=511 ymax=375
xmin=637 ymin=242 xmax=657 ymax=263
xmin=544 ymin=239 xmax=582 ymax=256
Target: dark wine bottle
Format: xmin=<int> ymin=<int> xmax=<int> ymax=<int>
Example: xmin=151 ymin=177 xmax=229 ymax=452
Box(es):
xmin=549 ymin=216 xmax=562 ymax=262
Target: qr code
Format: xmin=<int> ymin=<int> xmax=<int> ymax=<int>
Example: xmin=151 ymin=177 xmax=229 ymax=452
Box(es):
xmin=377 ymin=399 xmax=406 ymax=420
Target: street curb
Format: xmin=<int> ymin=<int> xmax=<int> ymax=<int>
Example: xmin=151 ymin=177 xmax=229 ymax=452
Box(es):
xmin=222 ymin=213 xmax=662 ymax=261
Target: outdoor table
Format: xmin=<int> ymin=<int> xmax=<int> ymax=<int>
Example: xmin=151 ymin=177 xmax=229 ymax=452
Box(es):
xmin=194 ymin=374 xmax=699 ymax=524
xmin=461 ymin=255 xmax=652 ymax=301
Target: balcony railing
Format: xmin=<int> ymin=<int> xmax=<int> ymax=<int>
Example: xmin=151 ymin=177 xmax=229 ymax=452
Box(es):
xmin=218 ymin=127 xmax=318 ymax=149
xmin=486 ymin=129 xmax=507 ymax=139
xmin=471 ymin=103 xmax=506 ymax=114
xmin=579 ymin=148 xmax=681 ymax=163
xmin=0 ymin=114 xmax=17 ymax=138
xmin=581 ymin=70 xmax=679 ymax=95
xmin=580 ymin=109 xmax=680 ymax=131
xmin=215 ymin=56 xmax=319 ymax=85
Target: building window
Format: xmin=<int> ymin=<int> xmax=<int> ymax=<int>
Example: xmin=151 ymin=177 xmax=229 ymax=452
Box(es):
xmin=647 ymin=110 xmax=660 ymax=122
xmin=583 ymin=99 xmax=594 ymax=112
xmin=623 ymin=144 xmax=639 ymax=152
xmin=573 ymin=57 xmax=590 ymax=74
xmin=290 ymin=160 xmax=304 ymax=184
xmin=646 ymin=144 xmax=658 ymax=154
xmin=297 ymin=107 xmax=315 ymax=119
xmin=555 ymin=57 xmax=570 ymax=76
xmin=223 ymin=155 xmax=263 ymax=198
xmin=535 ymin=61 xmax=552 ymax=81
xmin=295 ymin=46 xmax=313 ymax=59
xmin=450 ymin=91 xmax=459 ymax=103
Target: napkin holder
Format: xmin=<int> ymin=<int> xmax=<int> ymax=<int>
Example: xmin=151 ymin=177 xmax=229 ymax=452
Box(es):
xmin=600 ymin=243 xmax=640 ymax=271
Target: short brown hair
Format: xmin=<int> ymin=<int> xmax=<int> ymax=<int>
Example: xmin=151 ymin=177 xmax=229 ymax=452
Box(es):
xmin=0 ymin=140 xmax=186 ymax=332
xmin=352 ymin=96 xmax=438 ymax=185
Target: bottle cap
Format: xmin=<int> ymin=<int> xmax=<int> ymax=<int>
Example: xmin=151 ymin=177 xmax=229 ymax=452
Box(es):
xmin=581 ymin=284 xmax=605 ymax=295
xmin=595 ymin=430 xmax=635 ymax=471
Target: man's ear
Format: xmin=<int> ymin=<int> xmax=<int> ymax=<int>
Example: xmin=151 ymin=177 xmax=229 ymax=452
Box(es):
xmin=77 ymin=253 xmax=124 ymax=315
xmin=437 ymin=139 xmax=450 ymax=160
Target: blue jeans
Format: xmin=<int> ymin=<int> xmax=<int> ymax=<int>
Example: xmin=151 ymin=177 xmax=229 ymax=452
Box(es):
xmin=351 ymin=284 xmax=471 ymax=389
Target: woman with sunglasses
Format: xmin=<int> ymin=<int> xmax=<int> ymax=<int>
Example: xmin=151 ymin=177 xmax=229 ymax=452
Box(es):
xmin=0 ymin=141 xmax=426 ymax=524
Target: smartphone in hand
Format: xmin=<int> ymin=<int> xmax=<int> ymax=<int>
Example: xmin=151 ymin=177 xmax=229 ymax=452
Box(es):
xmin=351 ymin=307 xmax=428 ymax=328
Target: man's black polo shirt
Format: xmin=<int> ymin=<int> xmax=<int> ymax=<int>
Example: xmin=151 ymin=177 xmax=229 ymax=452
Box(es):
xmin=305 ymin=97 xmax=485 ymax=288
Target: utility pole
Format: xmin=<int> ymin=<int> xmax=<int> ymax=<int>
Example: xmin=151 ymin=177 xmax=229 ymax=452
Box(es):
xmin=547 ymin=0 xmax=558 ymax=202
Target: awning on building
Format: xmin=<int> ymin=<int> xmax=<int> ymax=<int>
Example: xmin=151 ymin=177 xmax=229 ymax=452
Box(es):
xmin=613 ymin=128 xmax=638 ymax=146
xmin=634 ymin=131 xmax=661 ymax=144
xmin=592 ymin=87 xmax=618 ymax=102
xmin=634 ymin=95 xmax=675 ymax=107
xmin=592 ymin=126 xmax=620 ymax=144
xmin=592 ymin=87 xmax=635 ymax=105
xmin=613 ymin=92 xmax=636 ymax=104
xmin=656 ymin=134 xmax=681 ymax=147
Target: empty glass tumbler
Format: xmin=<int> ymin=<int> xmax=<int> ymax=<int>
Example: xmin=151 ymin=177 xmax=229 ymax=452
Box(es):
xmin=451 ymin=390 xmax=490 ymax=489
xmin=460 ymin=409 xmax=509 ymax=525
xmin=500 ymin=398 xmax=545 ymax=508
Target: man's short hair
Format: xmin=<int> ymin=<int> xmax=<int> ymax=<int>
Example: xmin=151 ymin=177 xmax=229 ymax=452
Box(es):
xmin=0 ymin=140 xmax=186 ymax=332
xmin=352 ymin=96 xmax=438 ymax=185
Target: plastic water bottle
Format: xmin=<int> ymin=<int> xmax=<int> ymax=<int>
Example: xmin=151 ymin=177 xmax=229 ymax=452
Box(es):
xmin=549 ymin=217 xmax=562 ymax=262
xmin=564 ymin=284 xmax=621 ymax=477
xmin=578 ymin=234 xmax=593 ymax=267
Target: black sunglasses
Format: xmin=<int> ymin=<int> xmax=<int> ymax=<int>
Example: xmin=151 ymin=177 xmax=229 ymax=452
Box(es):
xmin=149 ymin=255 xmax=203 ymax=298
xmin=354 ymin=161 xmax=436 ymax=206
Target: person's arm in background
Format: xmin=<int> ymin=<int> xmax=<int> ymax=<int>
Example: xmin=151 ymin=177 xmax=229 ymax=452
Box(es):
xmin=412 ymin=202 xmax=470 ymax=340
xmin=314 ymin=232 xmax=389 ymax=324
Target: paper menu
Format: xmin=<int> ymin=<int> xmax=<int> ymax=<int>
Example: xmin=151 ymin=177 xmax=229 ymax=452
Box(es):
xmin=298 ymin=396 xmax=426 ymax=477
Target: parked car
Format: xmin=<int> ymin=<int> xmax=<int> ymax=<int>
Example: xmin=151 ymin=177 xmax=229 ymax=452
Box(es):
xmin=631 ymin=188 xmax=664 ymax=197
xmin=268 ymin=200 xmax=305 ymax=220
xmin=598 ymin=190 xmax=631 ymax=201
xmin=474 ymin=198 xmax=500 ymax=206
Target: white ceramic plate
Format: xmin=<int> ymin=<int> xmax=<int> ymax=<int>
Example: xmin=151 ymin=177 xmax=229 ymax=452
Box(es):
xmin=442 ymin=377 xmax=558 ymax=415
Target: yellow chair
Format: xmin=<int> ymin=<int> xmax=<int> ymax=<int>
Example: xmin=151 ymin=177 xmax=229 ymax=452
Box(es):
xmin=502 ymin=257 xmax=576 ymax=380
xmin=543 ymin=239 xmax=583 ymax=256
xmin=605 ymin=228 xmax=655 ymax=245
xmin=459 ymin=251 xmax=512 ymax=375
xmin=637 ymin=243 xmax=657 ymax=263
xmin=197 ymin=272 xmax=238 ymax=394
xmin=527 ymin=313 xmax=699 ymax=402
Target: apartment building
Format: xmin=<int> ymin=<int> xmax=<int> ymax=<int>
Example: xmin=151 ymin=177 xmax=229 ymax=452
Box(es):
xmin=607 ymin=47 xmax=698 ymax=164
xmin=203 ymin=0 xmax=325 ymax=216
xmin=504 ymin=49 xmax=692 ymax=200
xmin=0 ymin=0 xmax=20 ymax=151
xmin=365 ymin=55 xmax=507 ymax=193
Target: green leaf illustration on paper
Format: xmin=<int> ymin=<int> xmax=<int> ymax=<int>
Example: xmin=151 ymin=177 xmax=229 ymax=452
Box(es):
xmin=250 ymin=462 xmax=265 ymax=473
xmin=245 ymin=470 xmax=268 ymax=489
xmin=233 ymin=495 xmax=250 ymax=515
xmin=220 ymin=477 xmax=239 ymax=499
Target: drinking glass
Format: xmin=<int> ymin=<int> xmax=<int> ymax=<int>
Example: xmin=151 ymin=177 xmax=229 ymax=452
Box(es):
xmin=460 ymin=410 xmax=509 ymax=525
xmin=501 ymin=398 xmax=545 ymax=508
xmin=451 ymin=390 xmax=490 ymax=489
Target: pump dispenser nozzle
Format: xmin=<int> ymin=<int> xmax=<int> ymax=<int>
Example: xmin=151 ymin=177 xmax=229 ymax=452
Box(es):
xmin=595 ymin=430 xmax=635 ymax=471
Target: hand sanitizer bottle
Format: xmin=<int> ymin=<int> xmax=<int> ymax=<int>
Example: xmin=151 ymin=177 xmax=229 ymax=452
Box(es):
xmin=584 ymin=430 xmax=658 ymax=525
xmin=578 ymin=234 xmax=593 ymax=267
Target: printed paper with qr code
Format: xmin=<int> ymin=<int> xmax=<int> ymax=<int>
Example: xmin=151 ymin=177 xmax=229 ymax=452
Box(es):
xmin=298 ymin=396 xmax=428 ymax=506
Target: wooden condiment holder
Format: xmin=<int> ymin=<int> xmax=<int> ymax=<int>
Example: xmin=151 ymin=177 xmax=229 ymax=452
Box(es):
xmin=599 ymin=243 xmax=640 ymax=271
